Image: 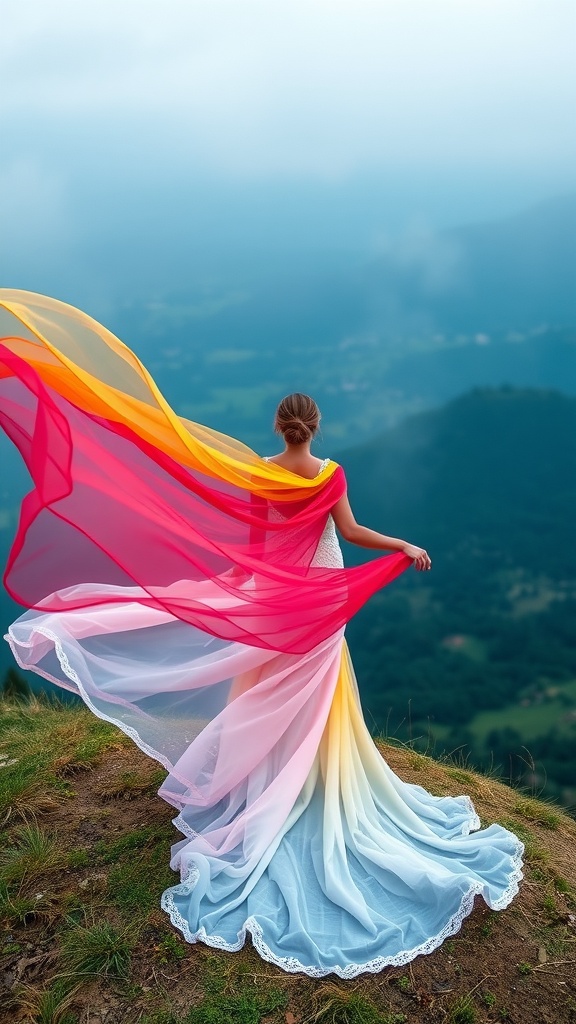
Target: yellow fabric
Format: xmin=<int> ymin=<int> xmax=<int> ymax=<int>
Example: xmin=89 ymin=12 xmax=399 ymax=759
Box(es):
xmin=0 ymin=290 xmax=338 ymax=500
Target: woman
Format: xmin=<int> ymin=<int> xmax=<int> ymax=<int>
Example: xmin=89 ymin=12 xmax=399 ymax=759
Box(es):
xmin=268 ymin=392 xmax=432 ymax=570
xmin=0 ymin=290 xmax=523 ymax=978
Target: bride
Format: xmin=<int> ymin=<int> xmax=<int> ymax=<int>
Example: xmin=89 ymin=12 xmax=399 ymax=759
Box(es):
xmin=0 ymin=290 xmax=523 ymax=978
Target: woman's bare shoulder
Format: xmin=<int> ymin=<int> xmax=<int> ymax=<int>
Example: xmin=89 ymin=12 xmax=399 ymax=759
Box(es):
xmin=264 ymin=454 xmax=327 ymax=479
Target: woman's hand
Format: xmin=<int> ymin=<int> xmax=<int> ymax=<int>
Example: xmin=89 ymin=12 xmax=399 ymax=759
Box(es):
xmin=330 ymin=492 xmax=432 ymax=565
xmin=402 ymin=543 xmax=432 ymax=571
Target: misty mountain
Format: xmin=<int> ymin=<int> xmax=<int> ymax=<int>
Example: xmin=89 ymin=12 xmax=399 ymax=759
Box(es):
xmin=364 ymin=192 xmax=576 ymax=336
xmin=338 ymin=386 xmax=576 ymax=805
xmin=99 ymin=194 xmax=576 ymax=454
xmin=338 ymin=385 xmax=576 ymax=574
xmin=113 ymin=193 xmax=576 ymax=359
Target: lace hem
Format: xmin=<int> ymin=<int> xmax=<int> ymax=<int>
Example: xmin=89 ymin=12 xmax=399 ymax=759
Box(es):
xmin=460 ymin=794 xmax=481 ymax=834
xmin=4 ymin=626 xmax=178 ymax=779
xmin=160 ymin=837 xmax=524 ymax=978
xmin=6 ymin=624 xmax=525 ymax=977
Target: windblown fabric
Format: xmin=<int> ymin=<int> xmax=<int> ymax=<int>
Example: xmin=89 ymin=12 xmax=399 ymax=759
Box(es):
xmin=1 ymin=290 xmax=524 ymax=977
xmin=0 ymin=290 xmax=410 ymax=653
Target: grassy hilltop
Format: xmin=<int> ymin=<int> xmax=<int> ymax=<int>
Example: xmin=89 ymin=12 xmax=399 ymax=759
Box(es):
xmin=1 ymin=692 xmax=575 ymax=1024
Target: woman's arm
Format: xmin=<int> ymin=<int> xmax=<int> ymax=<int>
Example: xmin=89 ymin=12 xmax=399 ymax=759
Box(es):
xmin=331 ymin=493 xmax=432 ymax=570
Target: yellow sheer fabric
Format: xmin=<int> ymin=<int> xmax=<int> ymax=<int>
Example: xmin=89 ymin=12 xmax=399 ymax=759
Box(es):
xmin=0 ymin=290 xmax=337 ymax=501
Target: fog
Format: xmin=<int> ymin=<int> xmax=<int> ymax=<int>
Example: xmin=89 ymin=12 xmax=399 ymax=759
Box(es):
xmin=1 ymin=1 xmax=574 ymax=314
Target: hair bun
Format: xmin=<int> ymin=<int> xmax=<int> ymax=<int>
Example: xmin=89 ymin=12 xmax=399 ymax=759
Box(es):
xmin=274 ymin=394 xmax=320 ymax=446
xmin=283 ymin=417 xmax=312 ymax=446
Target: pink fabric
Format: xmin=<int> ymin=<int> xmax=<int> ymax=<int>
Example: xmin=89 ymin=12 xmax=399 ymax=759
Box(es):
xmin=1 ymin=296 xmax=525 ymax=978
xmin=0 ymin=345 xmax=412 ymax=654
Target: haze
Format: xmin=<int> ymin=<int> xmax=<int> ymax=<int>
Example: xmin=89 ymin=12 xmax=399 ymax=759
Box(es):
xmin=1 ymin=0 xmax=575 ymax=315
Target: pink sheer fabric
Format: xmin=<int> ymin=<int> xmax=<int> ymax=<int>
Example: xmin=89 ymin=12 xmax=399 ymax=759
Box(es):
xmin=0 ymin=346 xmax=412 ymax=654
xmin=1 ymin=292 xmax=525 ymax=977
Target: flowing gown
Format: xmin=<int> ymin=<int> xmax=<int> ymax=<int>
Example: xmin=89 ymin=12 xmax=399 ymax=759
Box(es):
xmin=0 ymin=291 xmax=524 ymax=978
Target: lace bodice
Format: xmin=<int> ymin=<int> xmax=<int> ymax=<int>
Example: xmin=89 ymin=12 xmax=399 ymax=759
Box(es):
xmin=310 ymin=513 xmax=344 ymax=569
xmin=263 ymin=456 xmax=344 ymax=569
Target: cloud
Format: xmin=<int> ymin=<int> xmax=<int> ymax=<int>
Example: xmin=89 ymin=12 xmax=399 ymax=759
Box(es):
xmin=1 ymin=0 xmax=574 ymax=309
xmin=0 ymin=159 xmax=69 ymax=241
xmin=372 ymin=219 xmax=464 ymax=294
xmin=1 ymin=0 xmax=575 ymax=180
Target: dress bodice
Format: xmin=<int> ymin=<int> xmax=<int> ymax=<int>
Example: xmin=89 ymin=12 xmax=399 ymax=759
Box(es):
xmin=310 ymin=513 xmax=344 ymax=569
xmin=263 ymin=456 xmax=344 ymax=569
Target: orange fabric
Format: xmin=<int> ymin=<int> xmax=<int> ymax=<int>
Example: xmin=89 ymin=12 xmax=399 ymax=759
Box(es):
xmin=0 ymin=290 xmax=338 ymax=500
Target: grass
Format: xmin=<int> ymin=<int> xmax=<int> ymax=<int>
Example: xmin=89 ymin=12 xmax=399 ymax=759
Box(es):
xmin=139 ymin=1013 xmax=184 ymax=1024
xmin=0 ymin=692 xmax=129 ymax=821
xmin=480 ymin=912 xmax=497 ymax=938
xmin=0 ymin=884 xmax=59 ymax=927
xmin=512 ymin=797 xmax=562 ymax=830
xmin=0 ymin=693 xmax=126 ymax=765
xmin=187 ymin=986 xmax=287 ymax=1024
xmin=61 ymin=919 xmax=134 ymax=979
xmin=517 ymin=961 xmax=533 ymax=976
xmin=542 ymin=891 xmax=558 ymax=917
xmin=154 ymin=933 xmax=188 ymax=965
xmin=94 ymin=822 xmax=176 ymax=916
xmin=496 ymin=818 xmax=549 ymax=864
xmin=67 ymin=849 xmax=90 ymax=869
xmin=0 ymin=822 xmax=67 ymax=886
xmin=447 ymin=995 xmax=477 ymax=1023
xmin=10 ymin=976 xmax=82 ymax=1024
xmin=407 ymin=752 xmax=427 ymax=771
xmin=465 ymin=678 xmax=576 ymax=744
xmin=94 ymin=765 xmax=167 ymax=800
xmin=306 ymin=984 xmax=392 ymax=1024
xmin=553 ymin=874 xmax=572 ymax=894
xmin=93 ymin=823 xmax=173 ymax=863
xmin=0 ymin=821 xmax=67 ymax=928
xmin=181 ymin=954 xmax=289 ymax=1024
xmin=1 ymin=690 xmax=576 ymax=1024
xmin=0 ymin=752 xmax=63 ymax=821
xmin=540 ymin=923 xmax=576 ymax=959
xmin=107 ymin=856 xmax=174 ymax=916
xmin=444 ymin=767 xmax=479 ymax=789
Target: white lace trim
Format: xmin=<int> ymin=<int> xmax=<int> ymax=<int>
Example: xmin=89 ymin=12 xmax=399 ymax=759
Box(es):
xmin=160 ymin=834 xmax=524 ymax=978
xmin=459 ymin=794 xmax=481 ymax=834
xmin=4 ymin=626 xmax=178 ymax=778
xmin=5 ymin=623 xmax=525 ymax=978
xmin=311 ymin=514 xmax=344 ymax=569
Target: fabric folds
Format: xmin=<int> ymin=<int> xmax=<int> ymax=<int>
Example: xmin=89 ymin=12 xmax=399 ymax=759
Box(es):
xmin=0 ymin=290 xmax=524 ymax=977
xmin=0 ymin=290 xmax=411 ymax=654
xmin=7 ymin=615 xmax=524 ymax=977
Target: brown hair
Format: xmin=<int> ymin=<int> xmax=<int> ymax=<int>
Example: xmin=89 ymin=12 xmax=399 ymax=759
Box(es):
xmin=274 ymin=393 xmax=320 ymax=446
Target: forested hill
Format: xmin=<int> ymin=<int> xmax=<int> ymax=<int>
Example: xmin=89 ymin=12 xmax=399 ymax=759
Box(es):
xmin=339 ymin=386 xmax=576 ymax=810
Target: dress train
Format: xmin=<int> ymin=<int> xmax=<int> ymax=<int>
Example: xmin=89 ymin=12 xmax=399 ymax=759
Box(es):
xmin=7 ymin=602 xmax=524 ymax=978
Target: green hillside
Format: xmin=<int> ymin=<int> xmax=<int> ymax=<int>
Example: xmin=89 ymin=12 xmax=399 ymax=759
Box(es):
xmin=1 ymin=692 xmax=575 ymax=1023
xmin=339 ymin=387 xmax=576 ymax=810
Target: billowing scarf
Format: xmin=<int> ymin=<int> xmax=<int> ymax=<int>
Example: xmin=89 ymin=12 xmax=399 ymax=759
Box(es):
xmin=0 ymin=290 xmax=411 ymax=654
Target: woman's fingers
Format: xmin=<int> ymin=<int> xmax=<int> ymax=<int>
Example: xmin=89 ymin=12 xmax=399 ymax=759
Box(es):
xmin=407 ymin=545 xmax=432 ymax=570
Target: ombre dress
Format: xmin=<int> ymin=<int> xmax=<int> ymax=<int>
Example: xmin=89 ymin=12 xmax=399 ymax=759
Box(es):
xmin=0 ymin=291 xmax=524 ymax=977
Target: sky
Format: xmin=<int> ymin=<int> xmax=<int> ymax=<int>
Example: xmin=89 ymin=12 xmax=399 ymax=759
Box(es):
xmin=1 ymin=0 xmax=575 ymax=311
